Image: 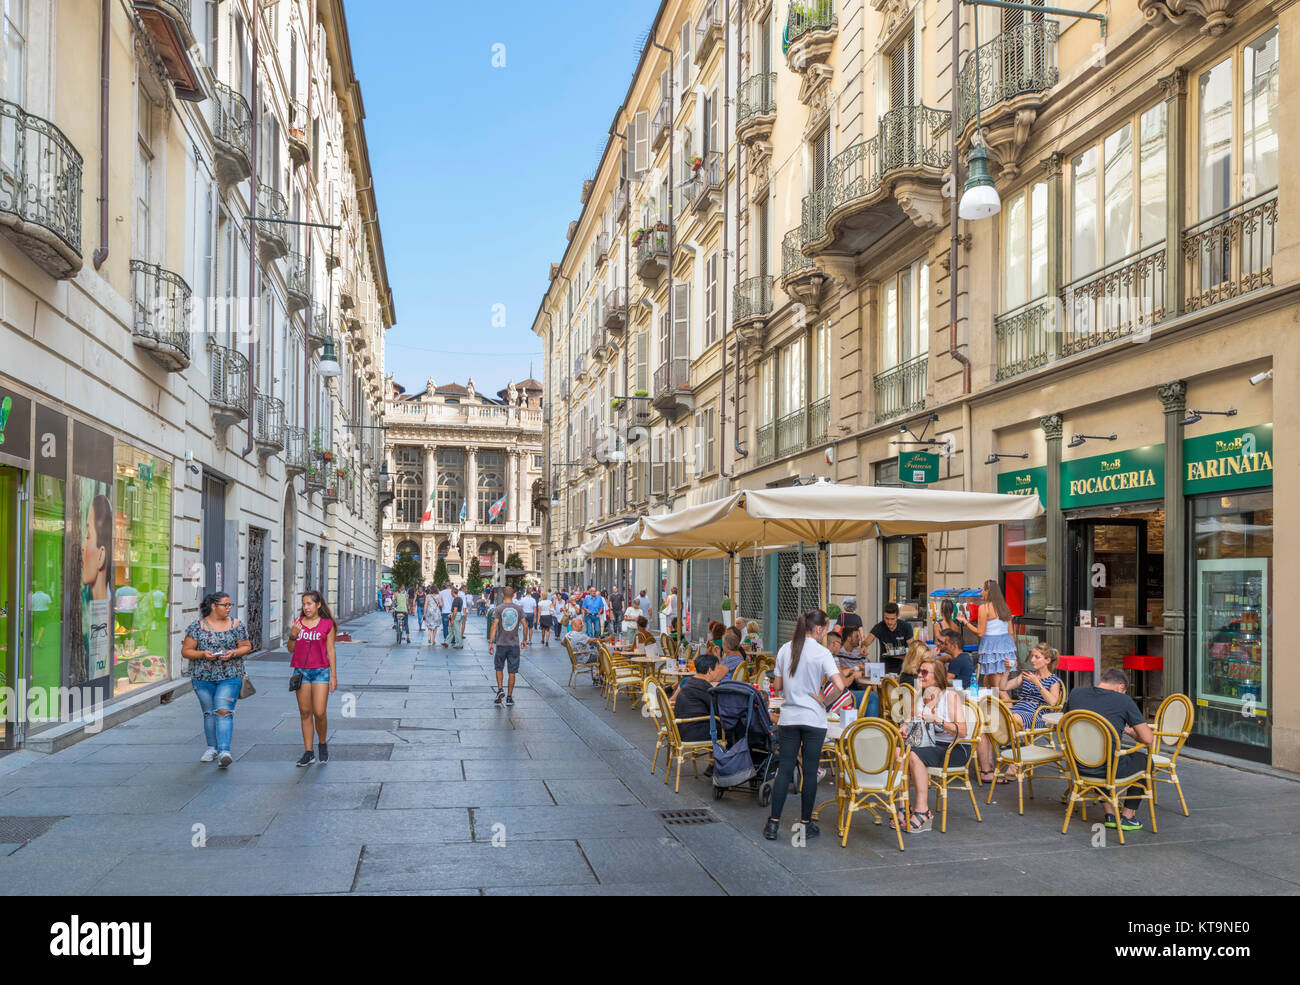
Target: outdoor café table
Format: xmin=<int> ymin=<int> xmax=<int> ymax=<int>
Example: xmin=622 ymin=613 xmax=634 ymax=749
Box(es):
xmin=627 ymin=654 xmax=665 ymax=702
xmin=1041 ymin=712 xmax=1063 ymax=726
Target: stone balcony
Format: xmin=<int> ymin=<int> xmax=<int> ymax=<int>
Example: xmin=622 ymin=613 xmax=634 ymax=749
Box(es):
xmin=0 ymin=97 xmax=83 ymax=279
xmin=130 ymin=259 xmax=191 ymax=371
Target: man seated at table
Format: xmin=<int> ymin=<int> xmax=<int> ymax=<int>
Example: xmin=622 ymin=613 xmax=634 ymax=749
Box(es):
xmin=565 ymin=616 xmax=599 ymax=665
xmin=671 ymin=652 xmax=729 ymax=741
xmin=1065 ymin=668 xmax=1156 ymax=832
xmin=936 ymin=628 xmax=976 ymax=689
xmin=863 ymin=602 xmax=913 ymax=675
xmin=719 ymin=631 xmax=746 ymax=678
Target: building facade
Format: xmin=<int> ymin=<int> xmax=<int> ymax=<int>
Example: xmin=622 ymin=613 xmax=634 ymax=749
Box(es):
xmin=0 ymin=0 xmax=393 ymax=751
xmin=533 ymin=0 xmax=1298 ymax=770
xmin=381 ymin=377 xmax=544 ymax=586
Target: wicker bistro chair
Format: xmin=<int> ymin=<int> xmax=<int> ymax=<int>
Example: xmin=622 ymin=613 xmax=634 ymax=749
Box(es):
xmin=983 ymin=696 xmax=1065 ymax=815
xmin=597 ymin=645 xmax=643 ymax=712
xmin=1060 ymin=709 xmax=1158 ymax=845
xmin=562 ymin=637 xmax=598 ymax=688
xmin=730 ymin=661 xmax=752 ymax=685
xmin=659 ymin=632 xmax=678 ymax=660
xmin=927 ymin=698 xmax=984 ymax=832
xmin=1029 ymin=684 xmax=1068 ymax=732
xmin=883 ymin=681 xmax=916 ymax=725
xmin=648 ymin=680 xmax=713 ymax=793
xmin=643 ymin=679 xmax=671 ymax=776
xmin=834 ymin=718 xmax=909 ymax=851
xmin=1151 ymin=693 xmax=1195 ymax=816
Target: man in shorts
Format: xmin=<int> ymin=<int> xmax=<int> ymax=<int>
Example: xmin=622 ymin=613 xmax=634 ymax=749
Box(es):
xmin=489 ymin=585 xmax=526 ymax=707
xmin=519 ymin=588 xmax=538 ymax=648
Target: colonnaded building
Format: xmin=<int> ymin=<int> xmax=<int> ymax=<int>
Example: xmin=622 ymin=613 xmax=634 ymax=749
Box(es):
xmin=381 ymin=377 xmax=545 ymax=586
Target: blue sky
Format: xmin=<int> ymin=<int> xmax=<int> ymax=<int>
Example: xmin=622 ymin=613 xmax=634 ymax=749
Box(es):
xmin=348 ymin=1 xmax=655 ymax=398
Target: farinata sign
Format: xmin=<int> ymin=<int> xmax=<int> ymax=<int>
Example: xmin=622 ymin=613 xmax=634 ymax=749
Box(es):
xmin=1060 ymin=444 xmax=1165 ymax=508
xmin=1182 ymin=423 xmax=1273 ymax=495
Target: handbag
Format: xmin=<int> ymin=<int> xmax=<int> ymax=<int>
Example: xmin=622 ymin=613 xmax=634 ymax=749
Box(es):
xmin=905 ymin=717 xmax=935 ymax=748
xmin=240 ymin=674 xmax=256 ymax=698
xmin=289 ymin=670 xmax=304 ymax=692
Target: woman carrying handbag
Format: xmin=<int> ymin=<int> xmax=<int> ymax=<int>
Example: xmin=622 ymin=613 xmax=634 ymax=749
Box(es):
xmin=287 ymin=590 xmax=338 ymax=767
xmin=181 ymin=593 xmax=252 ymax=768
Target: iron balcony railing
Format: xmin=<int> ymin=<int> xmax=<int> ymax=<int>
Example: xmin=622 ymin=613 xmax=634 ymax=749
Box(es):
xmin=283 ymin=425 xmax=310 ymax=476
xmin=994 ymin=296 xmax=1056 ymax=381
xmin=255 ymin=183 xmax=289 ymax=257
xmin=738 ymin=73 xmax=777 ymax=128
xmin=308 ymin=302 xmax=329 ymax=351
xmin=1061 ymin=241 xmax=1166 ymax=357
xmin=653 ymin=357 xmax=690 ymax=397
xmin=285 ymin=251 xmax=310 ymax=312
xmin=733 ymin=276 xmax=774 ymax=324
xmin=595 ymin=231 xmax=609 ymax=264
xmin=782 ymin=227 xmax=816 ymax=280
xmin=589 ymin=333 xmax=606 ymax=360
xmin=873 ymin=353 xmax=928 ymax=422
xmin=603 ymin=287 xmax=627 ymax=330
xmin=776 ymin=407 xmax=806 ymax=459
xmin=614 ymin=184 xmax=628 ymax=220
xmin=574 ymin=353 xmax=587 ymax=379
xmin=877 ymin=104 xmax=951 ymax=174
xmin=955 ymin=21 xmax=1060 ymax=134
xmin=0 ymin=96 xmax=83 ymax=264
xmin=809 ymin=396 xmax=830 ymax=445
xmin=801 ymin=185 xmax=832 ymax=251
xmin=756 ymin=421 xmax=775 ymax=465
xmin=695 ymin=0 xmax=723 ymax=64
xmin=211 ymin=81 xmax=252 ymax=183
xmin=323 ymin=467 xmax=341 ymax=503
xmin=339 ymin=268 xmax=355 ymax=309
xmin=786 ymin=0 xmax=836 ymax=47
xmin=304 ymin=460 xmax=325 ymax=492
xmin=209 ymin=341 xmax=250 ymax=418
xmin=253 ymin=391 xmax=286 ymax=456
xmin=636 ymin=226 xmax=670 ymax=274
xmin=1183 ymin=189 xmax=1277 ymax=313
xmin=652 ymin=97 xmax=672 ymax=150
xmin=689 ymin=151 xmax=723 ymax=212
xmin=130 ymin=259 xmax=192 ymax=370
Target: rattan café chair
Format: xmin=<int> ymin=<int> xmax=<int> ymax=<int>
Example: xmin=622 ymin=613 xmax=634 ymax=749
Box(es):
xmin=1060 ymin=709 xmax=1157 ymax=845
xmin=1151 ymin=693 xmax=1195 ymax=816
xmin=597 ymin=644 xmax=643 ymax=712
xmin=648 ymin=680 xmax=713 ymax=793
xmin=927 ymin=698 xmax=984 ymax=832
xmin=983 ymin=694 xmax=1065 ymax=815
xmin=835 ymin=717 xmax=909 ymax=852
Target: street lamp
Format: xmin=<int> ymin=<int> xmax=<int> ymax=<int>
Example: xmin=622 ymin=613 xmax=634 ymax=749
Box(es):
xmin=318 ymin=336 xmax=341 ymax=378
xmin=958 ymin=141 xmax=1001 ymax=220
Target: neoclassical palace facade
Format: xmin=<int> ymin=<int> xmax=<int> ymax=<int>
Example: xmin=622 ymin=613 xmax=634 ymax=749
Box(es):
xmin=381 ymin=377 xmax=545 ymax=583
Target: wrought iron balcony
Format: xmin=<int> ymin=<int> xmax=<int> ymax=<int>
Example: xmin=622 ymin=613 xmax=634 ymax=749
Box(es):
xmin=255 ymin=183 xmax=289 ymax=263
xmin=689 ymin=152 xmax=724 ymax=216
xmin=614 ymin=185 xmax=628 ymax=222
xmin=253 ymin=391 xmax=285 ymax=459
xmin=595 ymin=231 xmax=609 ymax=266
xmin=756 ymin=422 xmax=775 ymax=465
xmin=323 ymin=467 xmax=341 ymax=504
xmin=307 ymin=302 xmax=329 ymax=352
xmin=955 ymin=21 xmax=1059 ymax=139
xmin=801 ymin=104 xmax=951 ymax=256
xmin=651 ymin=357 xmax=692 ymax=417
xmin=776 ymin=408 xmax=806 ymax=459
xmin=282 ymin=425 xmax=310 ymax=477
xmin=784 ymin=0 xmax=836 ymax=72
xmin=695 ymin=0 xmax=724 ymax=65
xmin=589 ymin=333 xmax=607 ymax=361
xmin=603 ymin=287 xmax=628 ymax=333
xmin=873 ymin=353 xmax=928 ymax=423
xmin=287 ymin=99 xmax=310 ymax=167
xmin=285 ymin=252 xmax=311 ymax=313
xmin=1061 ymin=242 xmax=1166 ymax=357
xmin=208 ymin=341 xmax=250 ymax=429
xmin=339 ymin=268 xmax=355 ymax=310
xmin=737 ymin=73 xmax=777 ymax=146
xmin=994 ymin=297 xmax=1057 ymax=382
xmin=635 ymin=227 xmax=670 ymax=281
xmin=304 ymin=461 xmax=325 ymax=493
xmin=733 ymin=276 xmax=774 ymax=333
xmin=574 ymin=352 xmax=587 ymax=380
xmin=652 ymin=97 xmax=672 ymax=151
xmin=0 ymin=98 xmax=83 ymax=278
xmin=132 ymin=1 xmax=202 ymax=101
xmin=809 ymin=396 xmax=830 ymax=445
xmin=130 ymin=260 xmax=192 ymax=371
xmin=212 ymin=82 xmax=252 ymax=187
xmin=1183 ymin=190 xmax=1277 ymax=313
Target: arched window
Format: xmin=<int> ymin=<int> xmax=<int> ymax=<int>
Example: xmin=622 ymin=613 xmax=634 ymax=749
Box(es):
xmin=436 ymin=449 xmax=464 ymax=524
xmin=477 ymin=449 xmax=505 ymax=522
xmin=393 ymin=446 xmax=424 ymax=524
xmin=395 ymin=539 xmax=420 ymax=561
xmin=477 ymin=540 xmax=503 ymax=574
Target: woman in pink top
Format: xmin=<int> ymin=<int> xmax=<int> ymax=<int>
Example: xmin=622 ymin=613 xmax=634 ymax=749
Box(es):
xmin=287 ymin=590 xmax=338 ymax=767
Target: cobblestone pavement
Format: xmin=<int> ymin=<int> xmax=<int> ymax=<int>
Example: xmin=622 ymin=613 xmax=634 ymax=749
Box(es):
xmin=1 ymin=609 xmax=1298 ymax=895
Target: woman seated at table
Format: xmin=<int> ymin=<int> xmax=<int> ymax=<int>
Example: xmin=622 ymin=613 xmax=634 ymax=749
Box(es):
xmin=898 ymin=639 xmax=930 ymax=687
xmin=706 ymin=621 xmax=727 ymax=657
xmin=633 ymin=615 xmax=655 ymax=647
xmin=898 ymin=657 xmax=969 ymax=833
xmin=719 ymin=630 xmax=746 ymax=678
xmin=1003 ymin=644 xmax=1061 ymax=728
xmin=742 ymin=620 xmax=763 ymax=653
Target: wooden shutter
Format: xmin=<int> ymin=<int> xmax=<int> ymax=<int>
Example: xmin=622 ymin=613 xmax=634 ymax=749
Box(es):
xmin=633 ymin=109 xmax=649 ymax=173
xmin=707 ymin=89 xmax=719 ymax=153
xmin=813 ymin=127 xmax=829 ymax=191
xmin=672 ymin=282 xmax=690 ymax=370
xmin=651 ymin=433 xmax=665 ymax=494
xmin=680 ymin=21 xmax=692 ymax=91
xmin=890 ymin=29 xmax=915 ymax=110
xmin=757 ymin=199 xmax=770 ymax=276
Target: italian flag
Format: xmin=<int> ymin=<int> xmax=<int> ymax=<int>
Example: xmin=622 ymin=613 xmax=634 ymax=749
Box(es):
xmin=420 ymin=490 xmax=435 ymax=522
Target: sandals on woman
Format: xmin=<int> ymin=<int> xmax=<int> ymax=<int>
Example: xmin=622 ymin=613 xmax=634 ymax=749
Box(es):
xmin=907 ymin=810 xmax=933 ymax=833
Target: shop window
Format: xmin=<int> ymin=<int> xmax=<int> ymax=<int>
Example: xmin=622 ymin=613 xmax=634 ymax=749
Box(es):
xmin=112 ymin=443 xmax=172 ymax=697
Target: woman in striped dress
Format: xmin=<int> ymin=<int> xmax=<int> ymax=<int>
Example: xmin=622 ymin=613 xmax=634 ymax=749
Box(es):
xmin=1004 ymin=644 xmax=1062 ymax=728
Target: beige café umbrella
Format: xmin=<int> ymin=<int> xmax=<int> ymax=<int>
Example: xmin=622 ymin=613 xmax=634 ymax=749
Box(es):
xmin=641 ymin=480 xmax=1044 ymax=606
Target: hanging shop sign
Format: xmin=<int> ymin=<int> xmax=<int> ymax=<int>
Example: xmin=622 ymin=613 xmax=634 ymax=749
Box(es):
xmin=996 ymin=466 xmax=1046 ymax=500
xmin=1183 ymin=423 xmax=1273 ymax=496
xmin=898 ymin=451 xmax=939 ymax=485
xmin=1060 ymin=444 xmax=1165 ymax=509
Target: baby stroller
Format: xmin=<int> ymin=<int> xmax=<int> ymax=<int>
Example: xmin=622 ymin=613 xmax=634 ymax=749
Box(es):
xmin=708 ymin=680 xmax=775 ymax=803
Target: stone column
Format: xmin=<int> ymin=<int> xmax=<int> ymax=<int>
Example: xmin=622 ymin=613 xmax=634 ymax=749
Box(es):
xmin=1040 ymin=413 xmax=1065 ymax=652
xmin=1041 ymin=153 xmax=1064 ymax=364
xmin=515 ymin=449 xmax=527 ymax=527
xmin=466 ymin=445 xmax=478 ymax=526
xmin=422 ymin=445 xmax=437 ymax=526
xmin=1158 ymin=70 xmax=1187 ymax=318
xmin=1158 ymin=380 xmax=1188 ymax=699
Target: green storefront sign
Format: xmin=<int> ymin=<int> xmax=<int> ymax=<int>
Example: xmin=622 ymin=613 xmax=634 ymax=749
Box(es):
xmin=1182 ymin=423 xmax=1273 ymax=495
xmin=1060 ymin=444 xmax=1165 ymax=508
xmin=997 ymin=466 xmax=1046 ymax=500
xmin=898 ymin=451 xmax=939 ymax=484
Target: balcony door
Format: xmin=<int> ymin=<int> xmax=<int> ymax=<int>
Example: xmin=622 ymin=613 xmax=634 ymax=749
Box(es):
xmin=998 ymin=0 xmax=1047 ymax=88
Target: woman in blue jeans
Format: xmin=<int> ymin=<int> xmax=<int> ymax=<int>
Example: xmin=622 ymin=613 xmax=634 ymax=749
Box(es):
xmin=182 ymin=593 xmax=252 ymax=768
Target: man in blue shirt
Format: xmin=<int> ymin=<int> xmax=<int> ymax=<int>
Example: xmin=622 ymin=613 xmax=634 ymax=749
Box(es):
xmin=581 ymin=589 xmax=604 ymax=638
xmin=937 ymin=629 xmax=975 ymax=689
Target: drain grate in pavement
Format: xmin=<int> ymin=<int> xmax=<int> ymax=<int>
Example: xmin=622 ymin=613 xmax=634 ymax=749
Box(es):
xmin=0 ymin=815 xmax=66 ymax=843
xmin=205 ymin=835 xmax=260 ymax=849
xmin=238 ymin=743 xmax=395 ymax=762
xmin=657 ymin=809 xmax=721 ymax=826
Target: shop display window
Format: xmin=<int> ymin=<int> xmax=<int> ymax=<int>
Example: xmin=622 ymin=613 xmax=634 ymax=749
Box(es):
xmin=112 ymin=443 xmax=172 ymax=696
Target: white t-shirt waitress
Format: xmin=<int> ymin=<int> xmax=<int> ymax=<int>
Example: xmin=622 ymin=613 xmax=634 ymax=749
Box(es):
xmin=774 ymin=634 xmax=843 ymax=728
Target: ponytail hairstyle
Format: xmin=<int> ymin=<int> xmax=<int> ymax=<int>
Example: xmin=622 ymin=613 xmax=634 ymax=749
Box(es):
xmin=984 ymin=579 xmax=1012 ymax=622
xmin=940 ymin=598 xmax=955 ymax=624
xmin=789 ymin=608 xmax=829 ymax=678
xmin=300 ymin=589 xmax=336 ymax=625
xmin=1032 ymin=643 xmax=1060 ymax=673
xmin=901 ymin=639 xmax=930 ymax=678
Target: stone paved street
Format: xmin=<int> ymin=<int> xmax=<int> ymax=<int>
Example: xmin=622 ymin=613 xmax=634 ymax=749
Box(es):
xmin=1 ymin=609 xmax=1299 ymax=895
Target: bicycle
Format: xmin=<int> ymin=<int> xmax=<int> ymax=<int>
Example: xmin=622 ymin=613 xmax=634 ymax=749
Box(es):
xmin=393 ymin=611 xmax=409 ymax=644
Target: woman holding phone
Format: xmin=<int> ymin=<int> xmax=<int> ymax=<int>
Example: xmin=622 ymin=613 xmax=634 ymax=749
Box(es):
xmin=182 ymin=593 xmax=252 ymax=768
xmin=287 ymin=590 xmax=338 ymax=767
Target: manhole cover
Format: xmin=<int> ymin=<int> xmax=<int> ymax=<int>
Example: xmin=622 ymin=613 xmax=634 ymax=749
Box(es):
xmin=657 ymin=809 xmax=720 ymax=826
xmin=205 ymin=834 xmax=259 ymax=849
xmin=0 ymin=815 xmax=65 ymax=843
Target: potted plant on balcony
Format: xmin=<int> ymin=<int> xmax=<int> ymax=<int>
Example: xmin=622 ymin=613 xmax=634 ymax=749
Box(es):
xmin=690 ymin=154 xmax=704 ymax=174
xmin=633 ymin=388 xmax=648 ymax=398
xmin=610 ymin=397 xmax=626 ymax=411
xmin=654 ymin=221 xmax=669 ymax=232
xmin=321 ymin=449 xmax=333 ymax=463
xmin=632 ymin=227 xmax=647 ymax=247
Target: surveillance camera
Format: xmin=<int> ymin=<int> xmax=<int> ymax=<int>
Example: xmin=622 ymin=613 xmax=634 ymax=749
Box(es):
xmin=1249 ymin=369 xmax=1273 ymax=386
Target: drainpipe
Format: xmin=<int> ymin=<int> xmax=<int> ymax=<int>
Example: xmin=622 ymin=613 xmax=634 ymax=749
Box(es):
xmin=609 ymin=121 xmax=630 ymax=515
xmin=92 ymin=0 xmax=109 ymax=269
xmin=726 ymin=0 xmax=749 ymax=471
xmin=244 ymin=5 xmax=259 ymax=457
xmin=545 ymin=309 xmax=554 ymax=591
xmin=949 ymin=0 xmax=972 ymax=395
xmin=305 ymin=0 xmax=315 ymax=446
xmin=720 ymin=0 xmax=733 ymax=478
xmin=651 ymin=39 xmax=674 ymax=413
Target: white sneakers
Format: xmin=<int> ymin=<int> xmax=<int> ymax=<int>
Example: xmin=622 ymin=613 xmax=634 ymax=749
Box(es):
xmin=201 ymin=748 xmax=218 ymax=762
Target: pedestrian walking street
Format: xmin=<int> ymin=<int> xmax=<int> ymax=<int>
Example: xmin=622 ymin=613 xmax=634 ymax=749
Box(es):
xmin=1 ymin=610 xmax=1298 ymax=896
